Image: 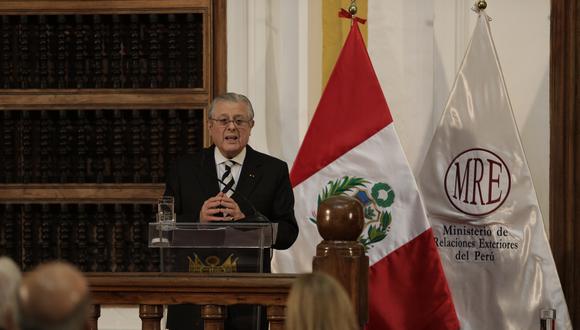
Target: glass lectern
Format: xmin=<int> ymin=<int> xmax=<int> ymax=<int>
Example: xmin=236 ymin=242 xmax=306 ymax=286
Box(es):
xmin=148 ymin=222 xmax=278 ymax=273
xmin=149 ymin=221 xmax=278 ymax=329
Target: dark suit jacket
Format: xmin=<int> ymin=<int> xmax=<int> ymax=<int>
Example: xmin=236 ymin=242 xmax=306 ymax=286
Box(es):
xmin=164 ymin=145 xmax=299 ymax=250
xmin=165 ymin=145 xmax=297 ymax=329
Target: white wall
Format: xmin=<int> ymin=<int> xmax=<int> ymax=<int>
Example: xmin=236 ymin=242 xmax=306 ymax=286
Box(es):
xmin=227 ymin=0 xmax=320 ymax=165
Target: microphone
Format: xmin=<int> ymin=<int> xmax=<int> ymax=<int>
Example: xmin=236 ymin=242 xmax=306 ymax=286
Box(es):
xmin=216 ymin=176 xmax=277 ymax=248
xmin=216 ymin=177 xmax=270 ymax=223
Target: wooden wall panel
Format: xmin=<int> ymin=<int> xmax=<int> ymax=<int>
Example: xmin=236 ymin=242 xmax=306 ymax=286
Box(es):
xmin=550 ymin=0 xmax=579 ymax=326
xmin=0 ymin=0 xmax=226 ymax=272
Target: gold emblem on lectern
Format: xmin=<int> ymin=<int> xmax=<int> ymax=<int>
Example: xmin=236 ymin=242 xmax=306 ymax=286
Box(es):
xmin=188 ymin=254 xmax=238 ymax=273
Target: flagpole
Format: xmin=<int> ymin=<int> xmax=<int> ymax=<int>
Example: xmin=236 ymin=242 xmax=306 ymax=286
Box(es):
xmin=348 ymin=0 xmax=358 ymax=16
xmin=337 ymin=1 xmax=366 ymax=26
xmin=348 ymin=0 xmax=358 ymax=26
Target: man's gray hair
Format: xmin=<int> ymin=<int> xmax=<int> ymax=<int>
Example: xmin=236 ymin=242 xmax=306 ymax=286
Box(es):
xmin=0 ymin=257 xmax=22 ymax=328
xmin=208 ymin=92 xmax=254 ymax=120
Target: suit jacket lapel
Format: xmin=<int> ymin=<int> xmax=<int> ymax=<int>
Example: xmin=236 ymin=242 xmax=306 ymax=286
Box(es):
xmin=236 ymin=146 xmax=262 ymax=198
xmin=199 ymin=146 xmax=220 ymax=196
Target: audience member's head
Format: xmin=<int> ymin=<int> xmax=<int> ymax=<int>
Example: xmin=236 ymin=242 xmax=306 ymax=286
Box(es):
xmin=285 ymin=272 xmax=358 ymax=330
xmin=0 ymin=257 xmax=22 ymax=330
xmin=17 ymin=261 xmax=90 ymax=330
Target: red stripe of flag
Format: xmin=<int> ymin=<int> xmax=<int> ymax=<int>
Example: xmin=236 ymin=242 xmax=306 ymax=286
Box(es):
xmin=290 ymin=22 xmax=392 ymax=187
xmin=367 ymin=229 xmax=459 ymax=330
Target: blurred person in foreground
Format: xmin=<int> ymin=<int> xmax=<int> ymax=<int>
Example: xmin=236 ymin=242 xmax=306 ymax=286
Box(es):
xmin=286 ymin=272 xmax=359 ymax=330
xmin=0 ymin=257 xmax=22 ymax=330
xmin=16 ymin=261 xmax=90 ymax=330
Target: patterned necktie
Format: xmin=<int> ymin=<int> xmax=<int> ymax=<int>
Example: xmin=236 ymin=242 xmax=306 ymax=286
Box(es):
xmin=221 ymin=160 xmax=235 ymax=193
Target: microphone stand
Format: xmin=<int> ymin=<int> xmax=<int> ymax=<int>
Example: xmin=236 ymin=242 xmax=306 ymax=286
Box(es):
xmin=216 ymin=177 xmax=272 ymax=330
xmin=216 ymin=177 xmax=270 ymax=223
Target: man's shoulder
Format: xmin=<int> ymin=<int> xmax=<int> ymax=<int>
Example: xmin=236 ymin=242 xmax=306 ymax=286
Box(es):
xmin=172 ymin=148 xmax=212 ymax=168
xmin=247 ymin=146 xmax=288 ymax=168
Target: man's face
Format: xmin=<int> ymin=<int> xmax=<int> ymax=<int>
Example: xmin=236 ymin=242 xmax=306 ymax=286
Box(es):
xmin=208 ymin=100 xmax=254 ymax=158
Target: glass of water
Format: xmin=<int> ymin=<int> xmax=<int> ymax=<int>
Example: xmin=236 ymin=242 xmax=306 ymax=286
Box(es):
xmin=157 ymin=196 xmax=176 ymax=227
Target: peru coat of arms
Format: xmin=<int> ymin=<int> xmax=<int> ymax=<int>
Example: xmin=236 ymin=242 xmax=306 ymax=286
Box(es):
xmin=310 ymin=176 xmax=395 ymax=250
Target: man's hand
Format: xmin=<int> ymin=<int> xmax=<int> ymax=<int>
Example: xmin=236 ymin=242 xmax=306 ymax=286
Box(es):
xmin=219 ymin=194 xmax=245 ymax=221
xmin=199 ymin=192 xmax=245 ymax=222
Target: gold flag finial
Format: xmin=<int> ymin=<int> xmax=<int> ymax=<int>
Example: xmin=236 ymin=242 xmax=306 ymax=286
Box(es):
xmin=348 ymin=0 xmax=358 ymax=16
xmin=476 ymin=0 xmax=487 ymax=10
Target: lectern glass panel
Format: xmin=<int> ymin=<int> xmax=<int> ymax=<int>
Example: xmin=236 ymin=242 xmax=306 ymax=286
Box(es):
xmin=148 ymin=222 xmax=278 ymax=273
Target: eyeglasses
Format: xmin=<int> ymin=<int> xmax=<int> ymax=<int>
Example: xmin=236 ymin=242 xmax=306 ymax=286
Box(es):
xmin=210 ymin=118 xmax=253 ymax=128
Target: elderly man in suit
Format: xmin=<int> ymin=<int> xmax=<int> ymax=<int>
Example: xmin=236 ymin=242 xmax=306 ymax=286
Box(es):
xmin=165 ymin=92 xmax=299 ymax=330
xmin=165 ymin=92 xmax=298 ymax=249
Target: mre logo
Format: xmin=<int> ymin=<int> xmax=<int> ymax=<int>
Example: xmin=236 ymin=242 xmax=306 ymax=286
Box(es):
xmin=444 ymin=148 xmax=511 ymax=216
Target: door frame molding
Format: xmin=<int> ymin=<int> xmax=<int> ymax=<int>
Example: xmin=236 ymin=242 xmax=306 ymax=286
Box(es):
xmin=549 ymin=0 xmax=578 ymax=326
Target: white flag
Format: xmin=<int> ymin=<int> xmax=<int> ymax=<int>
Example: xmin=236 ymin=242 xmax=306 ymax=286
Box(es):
xmin=418 ymin=10 xmax=571 ymax=330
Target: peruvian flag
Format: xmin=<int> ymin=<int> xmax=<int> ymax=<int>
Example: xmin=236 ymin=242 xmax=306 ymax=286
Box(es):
xmin=272 ymin=18 xmax=459 ymax=329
